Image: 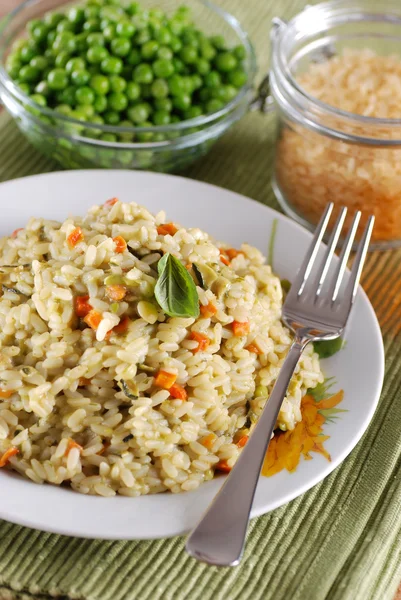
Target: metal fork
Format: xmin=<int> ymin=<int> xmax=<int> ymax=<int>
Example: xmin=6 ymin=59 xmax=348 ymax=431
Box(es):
xmin=186 ymin=203 xmax=375 ymax=567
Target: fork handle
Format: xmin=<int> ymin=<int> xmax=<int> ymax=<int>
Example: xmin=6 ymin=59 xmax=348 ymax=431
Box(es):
xmin=186 ymin=338 xmax=308 ymax=567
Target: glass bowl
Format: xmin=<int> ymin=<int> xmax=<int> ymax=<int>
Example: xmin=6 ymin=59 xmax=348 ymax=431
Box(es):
xmin=0 ymin=0 xmax=256 ymax=172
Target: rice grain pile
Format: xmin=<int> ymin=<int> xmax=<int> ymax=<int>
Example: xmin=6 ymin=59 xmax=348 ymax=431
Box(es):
xmin=275 ymin=49 xmax=401 ymax=242
xmin=0 ymin=200 xmax=323 ymax=496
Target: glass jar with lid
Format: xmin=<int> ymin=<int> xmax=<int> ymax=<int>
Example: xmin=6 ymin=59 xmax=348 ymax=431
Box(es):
xmin=268 ymin=0 xmax=401 ymax=249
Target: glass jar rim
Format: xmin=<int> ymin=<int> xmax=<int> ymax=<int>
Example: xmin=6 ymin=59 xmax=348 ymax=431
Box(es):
xmin=271 ymin=0 xmax=401 ymax=144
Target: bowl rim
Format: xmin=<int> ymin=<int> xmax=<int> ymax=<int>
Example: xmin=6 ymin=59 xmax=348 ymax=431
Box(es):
xmin=0 ymin=0 xmax=257 ymax=136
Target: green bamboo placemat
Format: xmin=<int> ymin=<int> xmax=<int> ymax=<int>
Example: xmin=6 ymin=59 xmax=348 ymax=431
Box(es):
xmin=1 ymin=1 xmax=401 ymax=599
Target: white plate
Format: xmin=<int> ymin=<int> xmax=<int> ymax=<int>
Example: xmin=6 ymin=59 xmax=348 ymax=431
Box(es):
xmin=0 ymin=170 xmax=384 ymax=540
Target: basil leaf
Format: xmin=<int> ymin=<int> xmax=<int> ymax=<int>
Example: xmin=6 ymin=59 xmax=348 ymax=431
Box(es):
xmin=155 ymin=253 xmax=200 ymax=318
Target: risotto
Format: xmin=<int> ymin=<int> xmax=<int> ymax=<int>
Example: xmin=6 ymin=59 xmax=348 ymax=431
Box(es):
xmin=0 ymin=199 xmax=323 ymax=496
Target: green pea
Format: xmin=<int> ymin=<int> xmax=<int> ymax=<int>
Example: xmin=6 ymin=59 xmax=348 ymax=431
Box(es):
xmin=27 ymin=19 xmax=42 ymax=35
xmin=101 ymin=56 xmax=123 ymax=74
xmin=6 ymin=63 xmax=21 ymax=79
xmin=55 ymin=103 xmax=73 ymax=115
xmin=86 ymin=32 xmax=105 ymax=46
xmin=133 ymin=63 xmax=153 ymax=84
xmin=71 ymin=69 xmax=91 ymax=86
xmin=155 ymin=27 xmax=172 ymax=45
xmin=204 ymin=70 xmax=221 ymax=88
xmin=108 ymin=91 xmax=128 ymax=111
xmin=127 ymin=48 xmax=141 ymax=66
xmin=196 ymin=58 xmax=210 ymax=75
xmin=75 ymin=32 xmax=89 ymax=53
xmin=93 ymin=94 xmax=108 ymax=112
xmin=126 ymin=81 xmax=141 ymax=102
xmin=228 ymin=68 xmax=247 ymax=88
xmin=184 ymin=105 xmax=203 ymax=119
xmin=154 ymin=97 xmax=172 ymax=112
xmin=84 ymin=5 xmax=100 ymax=20
xmin=46 ymin=30 xmax=57 ymax=47
xmin=30 ymin=93 xmax=47 ymax=107
xmin=103 ymin=110 xmax=120 ymax=125
xmin=66 ymin=57 xmax=85 ymax=74
xmin=118 ymin=119 xmax=135 ymax=142
xmin=31 ymin=23 xmax=48 ymax=44
xmin=157 ymin=46 xmax=173 ymax=61
xmin=20 ymin=43 xmax=38 ymax=64
xmin=47 ymin=68 xmax=69 ymax=90
xmin=153 ymin=58 xmax=174 ymax=79
xmin=137 ymin=121 xmax=153 ymax=142
xmin=18 ymin=82 xmax=31 ymax=95
xmin=168 ymin=74 xmax=185 ymax=96
xmin=53 ymin=32 xmax=76 ymax=53
xmin=99 ymin=5 xmax=125 ymax=22
xmin=116 ymin=21 xmax=135 ymax=37
xmin=127 ymin=2 xmax=141 ymax=15
xmin=19 ymin=64 xmax=40 ymax=83
xmin=132 ymin=14 xmax=149 ymax=31
xmin=141 ymin=40 xmax=159 ymax=60
xmin=108 ymin=75 xmax=125 ymax=93
xmin=100 ymin=133 xmax=117 ymax=142
xmin=136 ymin=29 xmax=151 ymax=46
xmin=83 ymin=19 xmax=100 ymax=33
xmin=206 ymin=98 xmax=224 ymax=113
xmin=172 ymin=57 xmax=185 ymax=74
xmin=199 ymin=41 xmax=216 ymax=61
xmin=151 ymin=78 xmax=169 ymax=99
xmin=87 ymin=45 xmax=108 ymax=64
xmin=89 ymin=74 xmax=108 ymax=95
xmin=168 ymin=18 xmax=185 ymax=37
xmin=56 ymin=19 xmax=75 ymax=33
xmin=30 ymin=56 xmax=48 ymax=71
xmin=44 ymin=12 xmax=64 ymax=28
xmin=170 ymin=36 xmax=182 ymax=53
xmin=55 ymin=52 xmax=71 ymax=69
xmin=180 ymin=46 xmax=198 ymax=65
xmin=173 ymin=93 xmax=191 ymax=111
xmin=68 ymin=7 xmax=85 ymax=25
xmin=75 ymin=86 xmax=95 ymax=105
xmin=210 ymin=35 xmax=226 ymax=50
xmin=233 ymin=45 xmax=246 ymax=61
xmin=35 ymin=80 xmax=51 ymax=96
xmin=110 ymin=37 xmax=131 ymax=57
xmin=100 ymin=18 xmax=111 ymax=30
xmin=211 ymin=84 xmax=237 ymax=103
xmin=191 ymin=74 xmax=202 ymax=90
xmin=152 ymin=109 xmax=170 ymax=126
xmin=215 ymin=51 xmax=237 ymax=72
xmin=57 ymin=85 xmax=77 ymax=105
xmin=127 ymin=102 xmax=150 ymax=123
xmin=103 ymin=24 xmax=116 ymax=41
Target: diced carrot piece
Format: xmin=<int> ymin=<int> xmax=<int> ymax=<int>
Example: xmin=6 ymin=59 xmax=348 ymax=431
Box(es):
xmin=97 ymin=442 xmax=110 ymax=456
xmin=219 ymin=249 xmax=230 ymax=266
xmin=200 ymin=302 xmax=217 ymax=318
xmin=11 ymin=228 xmax=23 ymax=238
xmin=245 ymin=342 xmax=262 ymax=354
xmin=106 ymin=284 xmax=126 ymax=301
xmin=113 ymin=235 xmax=127 ymax=253
xmin=232 ymin=320 xmax=250 ymax=337
xmin=200 ymin=433 xmax=216 ymax=450
xmin=157 ymin=223 xmax=178 ymax=236
xmin=67 ymin=226 xmax=84 ymax=249
xmin=0 ymin=447 xmax=19 ymax=467
xmin=83 ymin=309 xmax=102 ymax=330
xmin=215 ymin=459 xmax=231 ymax=473
xmin=185 ymin=263 xmax=193 ymax=270
xmin=104 ymin=197 xmax=118 ymax=207
xmin=169 ymin=383 xmax=188 ymax=401
xmin=74 ymin=295 xmax=92 ymax=318
xmin=78 ymin=377 xmax=91 ymax=386
xmin=65 ymin=438 xmax=83 ymax=456
xmin=225 ymin=248 xmax=243 ymax=261
xmin=189 ymin=331 xmax=210 ymax=353
xmin=154 ymin=370 xmax=177 ymax=390
xmin=0 ymin=389 xmax=13 ymax=399
xmin=111 ymin=315 xmax=130 ymax=335
xmin=237 ymin=435 xmax=249 ymax=448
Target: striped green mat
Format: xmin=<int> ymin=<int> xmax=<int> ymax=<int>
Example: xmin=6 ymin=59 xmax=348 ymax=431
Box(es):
xmin=1 ymin=1 xmax=401 ymax=599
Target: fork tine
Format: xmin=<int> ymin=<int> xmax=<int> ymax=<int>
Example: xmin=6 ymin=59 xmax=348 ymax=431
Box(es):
xmin=315 ymin=207 xmax=347 ymax=298
xmin=295 ymin=203 xmax=333 ymax=296
xmin=341 ymin=215 xmax=375 ymax=308
xmin=329 ymin=211 xmax=361 ymax=302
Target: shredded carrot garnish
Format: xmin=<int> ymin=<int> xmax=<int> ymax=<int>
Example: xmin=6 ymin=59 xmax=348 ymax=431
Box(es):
xmin=97 ymin=442 xmax=110 ymax=456
xmin=236 ymin=435 xmax=249 ymax=448
xmin=67 ymin=226 xmax=84 ymax=249
xmin=0 ymin=389 xmax=14 ymax=399
xmin=65 ymin=439 xmax=83 ymax=456
xmin=111 ymin=315 xmax=130 ymax=335
xmin=232 ymin=320 xmax=250 ymax=337
xmin=113 ymin=235 xmax=127 ymax=253
xmin=11 ymin=228 xmax=23 ymax=238
xmin=225 ymin=248 xmax=243 ymax=261
xmin=83 ymin=309 xmax=102 ymax=330
xmin=106 ymin=284 xmax=127 ymax=301
xmin=169 ymin=383 xmax=188 ymax=401
xmin=0 ymin=447 xmax=19 ymax=467
xmin=219 ymin=249 xmax=230 ymax=266
xmin=200 ymin=302 xmax=217 ymax=318
xmin=200 ymin=433 xmax=216 ymax=450
xmin=78 ymin=377 xmax=91 ymax=386
xmin=245 ymin=342 xmax=262 ymax=354
xmin=104 ymin=197 xmax=118 ymax=207
xmin=154 ymin=370 xmax=177 ymax=390
xmin=74 ymin=295 xmax=92 ymax=318
xmin=157 ymin=223 xmax=178 ymax=236
xmin=189 ymin=331 xmax=210 ymax=353
xmin=215 ymin=459 xmax=231 ymax=473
